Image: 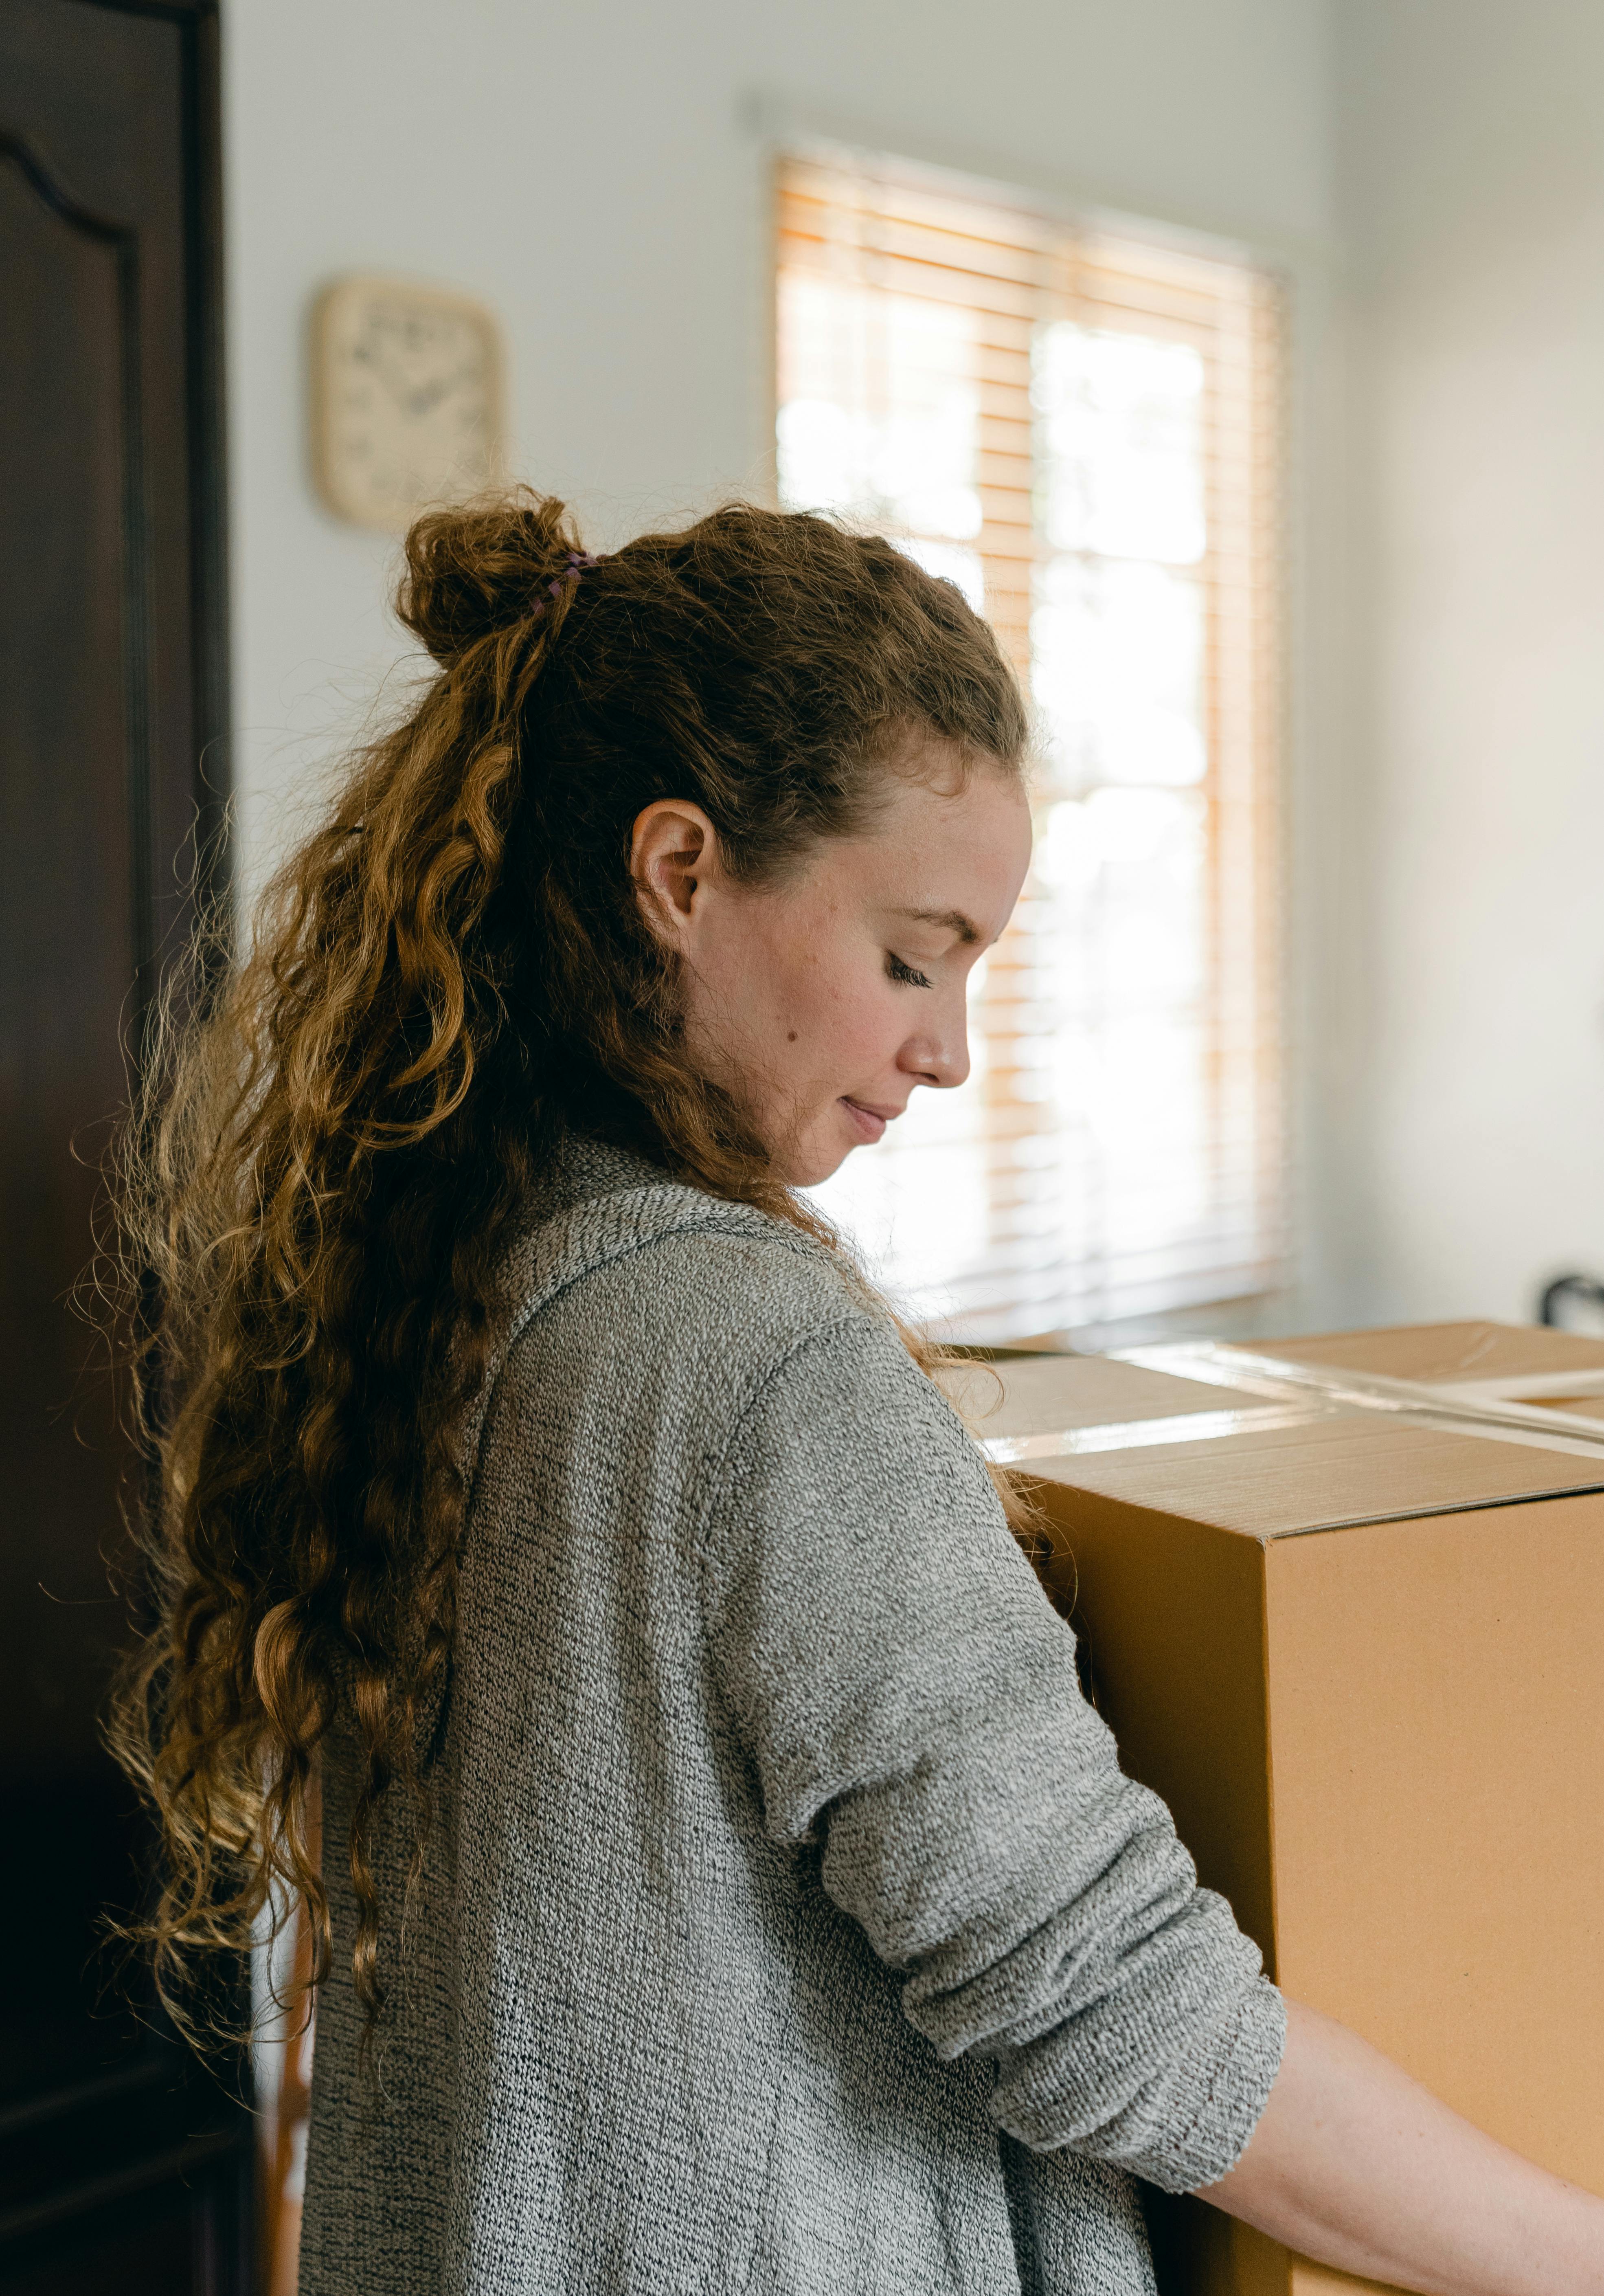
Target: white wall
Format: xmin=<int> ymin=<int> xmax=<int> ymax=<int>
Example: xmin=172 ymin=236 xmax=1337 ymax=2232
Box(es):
xmin=1336 ymin=0 xmax=1604 ymax=1325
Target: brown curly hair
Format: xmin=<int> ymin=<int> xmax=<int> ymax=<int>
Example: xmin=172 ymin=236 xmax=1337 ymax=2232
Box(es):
xmin=108 ymin=489 xmax=1032 ymax=2039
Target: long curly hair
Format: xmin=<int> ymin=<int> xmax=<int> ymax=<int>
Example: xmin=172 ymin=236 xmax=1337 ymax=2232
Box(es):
xmin=108 ymin=490 xmax=1032 ymax=2040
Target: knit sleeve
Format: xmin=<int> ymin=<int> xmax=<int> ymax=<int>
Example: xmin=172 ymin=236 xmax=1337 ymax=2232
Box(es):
xmin=698 ymin=1312 xmax=1286 ymax=2194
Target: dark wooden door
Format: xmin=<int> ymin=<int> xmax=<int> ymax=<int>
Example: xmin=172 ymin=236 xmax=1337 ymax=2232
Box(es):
xmin=0 ymin=1 xmax=248 ymax=2286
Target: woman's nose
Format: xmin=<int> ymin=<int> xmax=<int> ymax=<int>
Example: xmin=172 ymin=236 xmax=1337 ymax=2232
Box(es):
xmin=906 ymin=1003 xmax=970 ymax=1091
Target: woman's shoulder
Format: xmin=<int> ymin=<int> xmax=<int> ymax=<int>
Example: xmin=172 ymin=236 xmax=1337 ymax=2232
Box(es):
xmin=478 ymin=1134 xmax=886 ymax=1433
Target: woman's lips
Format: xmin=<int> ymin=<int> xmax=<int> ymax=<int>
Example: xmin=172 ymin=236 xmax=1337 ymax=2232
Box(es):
xmin=840 ymin=1097 xmax=898 ymax=1144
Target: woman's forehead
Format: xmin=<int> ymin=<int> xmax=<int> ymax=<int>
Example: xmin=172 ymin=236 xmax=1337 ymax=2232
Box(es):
xmin=814 ymin=771 xmax=1032 ymax=932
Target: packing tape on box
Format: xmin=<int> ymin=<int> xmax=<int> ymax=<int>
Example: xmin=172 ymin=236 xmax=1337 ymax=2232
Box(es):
xmin=976 ymin=1341 xmax=1604 ymax=1467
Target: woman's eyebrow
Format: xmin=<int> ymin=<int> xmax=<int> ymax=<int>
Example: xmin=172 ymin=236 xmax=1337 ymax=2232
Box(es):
xmin=897 ymin=906 xmax=981 ymax=945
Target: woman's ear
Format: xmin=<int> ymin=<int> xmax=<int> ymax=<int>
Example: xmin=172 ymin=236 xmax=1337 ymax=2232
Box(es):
xmin=630 ymin=799 xmax=720 ymax=954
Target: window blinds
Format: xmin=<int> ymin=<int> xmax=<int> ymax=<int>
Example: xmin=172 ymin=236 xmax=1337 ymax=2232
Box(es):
xmin=776 ymin=152 xmax=1287 ymax=1342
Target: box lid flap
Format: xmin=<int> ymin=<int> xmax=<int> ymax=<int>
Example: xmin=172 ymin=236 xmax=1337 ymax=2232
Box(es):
xmin=1261 ymin=1320 xmax=1604 ymax=1384
xmin=935 ymin=1353 xmax=1273 ymax=1440
xmin=1028 ymin=1412 xmax=1604 ymax=1539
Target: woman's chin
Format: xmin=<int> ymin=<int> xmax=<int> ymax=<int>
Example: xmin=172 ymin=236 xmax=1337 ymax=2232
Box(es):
xmin=781 ymin=1148 xmax=849 ymax=1190
xmin=768 ymin=1099 xmax=884 ymax=1189
xmin=773 ymin=1123 xmax=854 ymax=1191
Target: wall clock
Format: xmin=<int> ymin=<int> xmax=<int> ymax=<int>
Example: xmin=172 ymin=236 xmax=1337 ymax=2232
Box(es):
xmin=311 ymin=274 xmax=506 ymax=533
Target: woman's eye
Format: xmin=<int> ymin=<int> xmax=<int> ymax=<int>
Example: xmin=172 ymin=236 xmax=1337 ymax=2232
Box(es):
xmin=886 ymin=953 xmax=934 ymax=989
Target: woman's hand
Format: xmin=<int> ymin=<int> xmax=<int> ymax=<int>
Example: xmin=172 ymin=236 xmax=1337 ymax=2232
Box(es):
xmin=1202 ymin=1999 xmax=1604 ymax=2296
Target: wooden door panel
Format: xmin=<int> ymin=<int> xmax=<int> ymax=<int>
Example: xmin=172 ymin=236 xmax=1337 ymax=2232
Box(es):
xmin=0 ymin=0 xmax=244 ymax=2282
xmin=0 ymin=117 xmax=141 ymax=1801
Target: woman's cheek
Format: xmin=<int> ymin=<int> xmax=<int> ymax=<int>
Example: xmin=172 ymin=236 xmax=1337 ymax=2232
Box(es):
xmin=847 ymin=985 xmax=902 ymax=1070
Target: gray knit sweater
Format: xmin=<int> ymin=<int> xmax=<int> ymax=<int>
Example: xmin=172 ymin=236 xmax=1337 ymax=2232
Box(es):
xmin=299 ymin=1138 xmax=1284 ymax=2295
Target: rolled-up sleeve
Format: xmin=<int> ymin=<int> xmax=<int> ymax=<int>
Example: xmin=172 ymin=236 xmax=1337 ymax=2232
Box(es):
xmin=698 ymin=1313 xmax=1285 ymax=2195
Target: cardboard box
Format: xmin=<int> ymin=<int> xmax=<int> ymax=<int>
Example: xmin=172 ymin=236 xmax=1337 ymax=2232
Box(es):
xmin=942 ymin=1323 xmax=1604 ymax=2296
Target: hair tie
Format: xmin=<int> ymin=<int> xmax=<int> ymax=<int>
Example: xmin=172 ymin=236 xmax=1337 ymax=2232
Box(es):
xmin=532 ymin=551 xmax=599 ymax=621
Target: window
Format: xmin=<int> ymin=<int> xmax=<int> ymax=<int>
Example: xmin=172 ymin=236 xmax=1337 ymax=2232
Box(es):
xmin=776 ymin=151 xmax=1287 ymax=1341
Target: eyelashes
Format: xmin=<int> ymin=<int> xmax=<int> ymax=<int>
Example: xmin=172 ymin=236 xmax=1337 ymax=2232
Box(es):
xmin=886 ymin=953 xmax=934 ymax=989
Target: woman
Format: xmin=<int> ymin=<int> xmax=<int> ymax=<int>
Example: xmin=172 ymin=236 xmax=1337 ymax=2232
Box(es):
xmin=116 ymin=494 xmax=1604 ymax=2294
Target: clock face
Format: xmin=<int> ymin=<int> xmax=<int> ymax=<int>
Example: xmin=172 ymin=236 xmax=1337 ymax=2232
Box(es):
xmin=313 ymin=277 xmax=506 ymax=532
